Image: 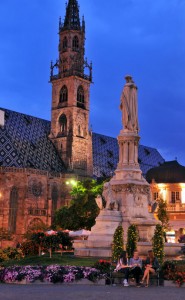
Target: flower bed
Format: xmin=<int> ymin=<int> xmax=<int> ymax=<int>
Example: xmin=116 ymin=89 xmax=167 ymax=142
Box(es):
xmin=162 ymin=260 xmax=185 ymax=287
xmin=0 ymin=265 xmax=103 ymax=284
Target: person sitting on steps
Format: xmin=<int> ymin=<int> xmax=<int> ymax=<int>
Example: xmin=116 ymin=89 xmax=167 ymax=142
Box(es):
xmin=115 ymin=251 xmax=130 ymax=286
xmin=140 ymin=250 xmax=160 ymax=287
xmin=129 ymin=250 xmax=143 ymax=287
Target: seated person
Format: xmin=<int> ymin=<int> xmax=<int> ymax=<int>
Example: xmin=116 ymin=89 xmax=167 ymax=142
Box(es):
xmin=115 ymin=250 xmax=130 ymax=286
xmin=140 ymin=250 xmax=159 ymax=287
xmin=129 ymin=250 xmax=143 ymax=287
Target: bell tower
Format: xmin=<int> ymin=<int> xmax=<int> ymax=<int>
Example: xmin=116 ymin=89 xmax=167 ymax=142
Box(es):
xmin=50 ymin=0 xmax=93 ymax=177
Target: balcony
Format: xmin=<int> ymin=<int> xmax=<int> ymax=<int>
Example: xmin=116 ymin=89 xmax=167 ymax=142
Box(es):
xmin=50 ymin=70 xmax=92 ymax=82
xmin=167 ymin=203 xmax=185 ymax=212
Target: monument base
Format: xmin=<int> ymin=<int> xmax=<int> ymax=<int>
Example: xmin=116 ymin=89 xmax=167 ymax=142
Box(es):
xmin=74 ymin=241 xmax=183 ymax=258
xmin=74 ymin=210 xmax=122 ymax=257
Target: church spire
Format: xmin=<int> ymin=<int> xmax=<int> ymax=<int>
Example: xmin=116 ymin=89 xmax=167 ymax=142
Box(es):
xmin=63 ymin=0 xmax=81 ymax=30
xmin=50 ymin=0 xmax=93 ymax=177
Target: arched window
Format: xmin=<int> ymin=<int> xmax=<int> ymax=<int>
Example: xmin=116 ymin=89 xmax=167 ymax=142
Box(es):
xmin=51 ymin=185 xmax=58 ymax=222
xmin=59 ymin=85 xmax=68 ymax=103
xmin=62 ymin=36 xmax=68 ymax=51
xmin=8 ymin=187 xmax=18 ymax=233
xmin=72 ymin=36 xmax=79 ymax=51
xmin=59 ymin=114 xmax=67 ymax=135
xmin=77 ymin=85 xmax=85 ymax=108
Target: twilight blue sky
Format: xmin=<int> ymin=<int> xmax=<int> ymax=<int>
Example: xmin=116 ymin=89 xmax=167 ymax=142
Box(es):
xmin=0 ymin=0 xmax=185 ymax=164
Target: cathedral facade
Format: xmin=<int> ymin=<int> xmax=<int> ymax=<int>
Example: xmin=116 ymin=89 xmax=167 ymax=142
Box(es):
xmin=0 ymin=0 xmax=164 ymax=246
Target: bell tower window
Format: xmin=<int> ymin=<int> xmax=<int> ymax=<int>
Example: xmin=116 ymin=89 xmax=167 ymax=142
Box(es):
xmin=72 ymin=36 xmax=79 ymax=51
xmin=77 ymin=85 xmax=85 ymax=108
xmin=60 ymin=85 xmax=68 ymax=103
xmin=59 ymin=114 xmax=67 ymax=136
xmin=62 ymin=36 xmax=68 ymax=52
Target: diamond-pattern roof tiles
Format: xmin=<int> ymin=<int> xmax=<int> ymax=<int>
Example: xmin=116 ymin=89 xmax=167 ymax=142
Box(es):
xmin=0 ymin=108 xmax=165 ymax=177
xmin=0 ymin=108 xmax=66 ymax=172
xmin=92 ymin=132 xmax=165 ymax=178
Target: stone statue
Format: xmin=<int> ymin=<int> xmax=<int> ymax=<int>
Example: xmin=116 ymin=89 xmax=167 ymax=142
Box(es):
xmin=102 ymin=182 xmax=119 ymax=211
xmin=95 ymin=194 xmax=103 ymax=210
xmin=120 ymin=75 xmax=139 ymax=132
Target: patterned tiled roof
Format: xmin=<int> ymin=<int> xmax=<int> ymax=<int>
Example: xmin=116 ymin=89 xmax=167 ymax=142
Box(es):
xmin=0 ymin=108 xmax=165 ymax=177
xmin=0 ymin=108 xmax=66 ymax=173
xmin=92 ymin=133 xmax=165 ymax=178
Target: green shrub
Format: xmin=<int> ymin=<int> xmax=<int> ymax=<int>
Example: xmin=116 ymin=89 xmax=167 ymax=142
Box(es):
xmin=126 ymin=224 xmax=138 ymax=259
xmin=0 ymin=249 xmax=9 ymax=262
xmin=20 ymin=240 xmax=39 ymax=256
xmin=112 ymin=225 xmax=124 ymax=262
xmin=93 ymin=259 xmax=111 ymax=274
xmin=152 ymin=224 xmax=165 ymax=265
xmin=0 ymin=247 xmax=24 ymax=262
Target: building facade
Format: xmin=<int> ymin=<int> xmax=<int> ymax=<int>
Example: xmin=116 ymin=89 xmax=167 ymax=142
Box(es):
xmin=147 ymin=160 xmax=185 ymax=242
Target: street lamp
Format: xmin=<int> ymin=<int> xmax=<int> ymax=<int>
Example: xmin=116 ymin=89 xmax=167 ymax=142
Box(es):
xmin=66 ymin=179 xmax=77 ymax=187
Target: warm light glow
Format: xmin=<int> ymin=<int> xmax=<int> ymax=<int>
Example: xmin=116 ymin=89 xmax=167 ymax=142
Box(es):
xmin=157 ymin=184 xmax=167 ymax=201
xmin=181 ymin=187 xmax=185 ymax=204
xmin=158 ymin=183 xmax=166 ymax=189
xmin=180 ymin=183 xmax=185 ymax=189
xmin=166 ymin=230 xmax=175 ymax=243
xmin=0 ymin=192 xmax=2 ymax=198
xmin=161 ymin=188 xmax=166 ymax=201
xmin=65 ymin=179 xmax=77 ymax=187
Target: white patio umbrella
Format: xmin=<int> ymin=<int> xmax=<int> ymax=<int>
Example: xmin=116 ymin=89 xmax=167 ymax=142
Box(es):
xmin=69 ymin=229 xmax=91 ymax=237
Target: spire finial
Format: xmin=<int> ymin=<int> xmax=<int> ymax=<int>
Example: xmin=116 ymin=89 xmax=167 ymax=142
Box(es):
xmin=63 ymin=0 xmax=81 ymax=30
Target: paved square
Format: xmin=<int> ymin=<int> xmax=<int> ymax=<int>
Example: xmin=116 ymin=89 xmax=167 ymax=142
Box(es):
xmin=0 ymin=284 xmax=184 ymax=300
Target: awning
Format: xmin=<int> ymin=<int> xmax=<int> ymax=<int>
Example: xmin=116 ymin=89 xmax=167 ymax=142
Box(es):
xmin=69 ymin=229 xmax=91 ymax=237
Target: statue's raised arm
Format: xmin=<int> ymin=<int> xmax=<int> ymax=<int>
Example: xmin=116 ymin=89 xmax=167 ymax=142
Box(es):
xmin=120 ymin=75 xmax=139 ymax=133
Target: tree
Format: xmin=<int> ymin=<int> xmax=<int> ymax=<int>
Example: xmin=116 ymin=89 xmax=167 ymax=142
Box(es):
xmin=24 ymin=219 xmax=48 ymax=240
xmin=126 ymin=224 xmax=138 ymax=259
xmin=54 ymin=179 xmax=104 ymax=230
xmin=30 ymin=232 xmax=45 ymax=256
xmin=112 ymin=225 xmax=124 ymax=262
xmin=156 ymin=198 xmax=170 ymax=242
xmin=43 ymin=234 xmax=60 ymax=258
xmin=152 ymin=224 xmax=165 ymax=265
xmin=157 ymin=198 xmax=169 ymax=231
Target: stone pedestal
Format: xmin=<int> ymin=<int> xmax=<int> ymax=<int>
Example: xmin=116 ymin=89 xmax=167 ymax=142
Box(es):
xmin=74 ymin=130 xmax=158 ymax=256
xmin=74 ymin=210 xmax=122 ymax=257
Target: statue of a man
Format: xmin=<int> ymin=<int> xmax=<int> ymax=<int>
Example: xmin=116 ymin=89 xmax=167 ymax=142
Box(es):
xmin=120 ymin=75 xmax=139 ymax=132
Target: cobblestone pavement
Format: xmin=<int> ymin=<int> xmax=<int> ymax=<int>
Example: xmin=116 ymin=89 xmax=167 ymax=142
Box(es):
xmin=0 ymin=284 xmax=184 ymax=300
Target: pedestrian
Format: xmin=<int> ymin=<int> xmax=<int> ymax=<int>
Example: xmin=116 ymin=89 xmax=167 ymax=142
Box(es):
xmin=115 ymin=251 xmax=130 ymax=286
xmin=129 ymin=250 xmax=143 ymax=287
xmin=140 ymin=250 xmax=159 ymax=287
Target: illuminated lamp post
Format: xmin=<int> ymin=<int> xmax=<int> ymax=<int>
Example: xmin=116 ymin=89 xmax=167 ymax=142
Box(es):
xmin=66 ymin=179 xmax=77 ymax=187
xmin=65 ymin=179 xmax=78 ymax=206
